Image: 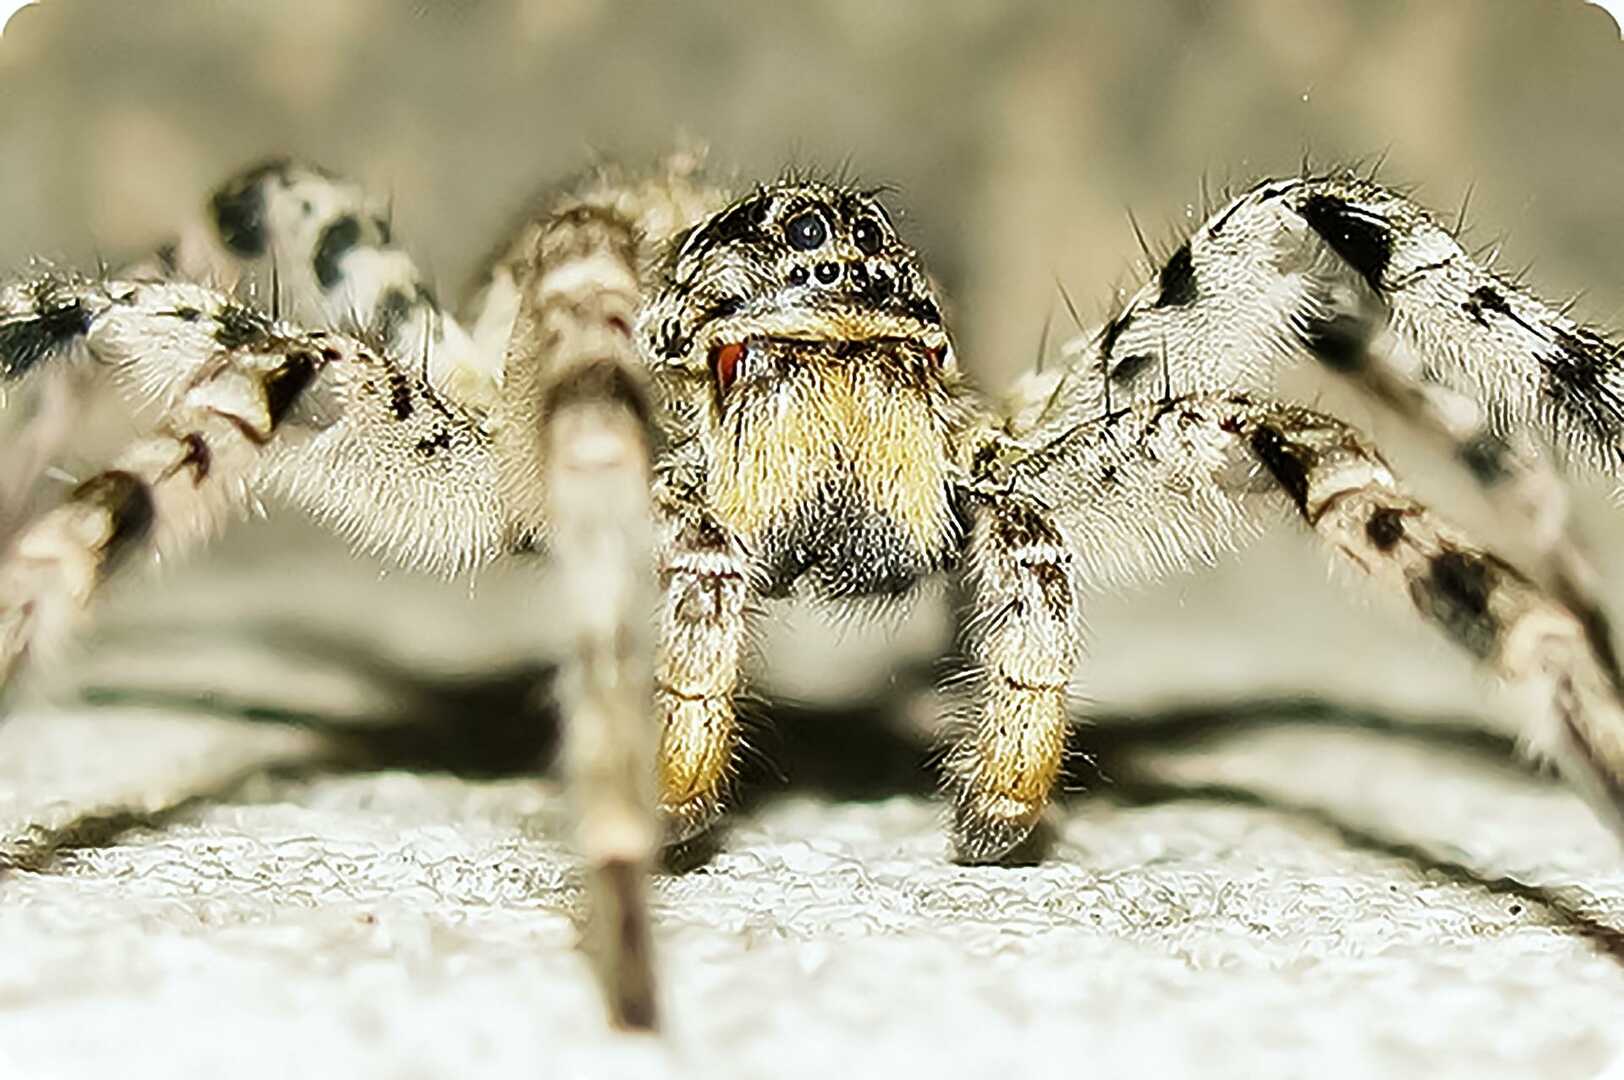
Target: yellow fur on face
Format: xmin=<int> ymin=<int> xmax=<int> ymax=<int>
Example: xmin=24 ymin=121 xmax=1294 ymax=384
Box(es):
xmin=705 ymin=345 xmax=959 ymax=563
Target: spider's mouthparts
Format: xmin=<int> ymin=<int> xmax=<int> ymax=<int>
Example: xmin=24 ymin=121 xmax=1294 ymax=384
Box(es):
xmin=710 ymin=341 xmax=747 ymax=399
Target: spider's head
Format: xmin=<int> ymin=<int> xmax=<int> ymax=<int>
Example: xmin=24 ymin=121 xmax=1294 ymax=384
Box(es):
xmin=644 ymin=181 xmax=969 ymax=600
xmin=641 ymin=180 xmax=955 ymax=398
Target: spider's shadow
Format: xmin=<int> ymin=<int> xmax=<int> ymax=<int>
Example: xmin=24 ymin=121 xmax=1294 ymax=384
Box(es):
xmin=27 ymin=624 xmax=1624 ymax=969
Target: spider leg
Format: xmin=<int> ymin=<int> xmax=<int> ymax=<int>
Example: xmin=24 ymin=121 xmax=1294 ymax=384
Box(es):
xmin=125 ymin=157 xmax=498 ymax=411
xmin=480 ymin=153 xmax=748 ymax=852
xmin=948 ymin=493 xmax=1082 ymax=864
xmin=498 ymin=201 xmax=663 ymax=1030
xmin=0 ymin=274 xmax=501 ymax=692
xmin=956 ymin=391 xmax=1624 ymax=862
xmin=460 ymin=147 xmax=728 ymax=381
xmin=1025 ymin=173 xmax=1623 ymax=650
xmin=650 ymin=473 xmax=751 ymax=846
xmin=0 ymin=159 xmax=502 ymax=535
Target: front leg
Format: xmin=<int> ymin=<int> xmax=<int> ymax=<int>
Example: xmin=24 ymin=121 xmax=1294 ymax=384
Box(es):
xmin=654 ymin=497 xmax=751 ymax=843
xmin=948 ymin=498 xmax=1084 ymax=864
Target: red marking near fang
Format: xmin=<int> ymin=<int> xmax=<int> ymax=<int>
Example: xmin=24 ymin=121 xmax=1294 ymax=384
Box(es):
xmin=710 ymin=342 xmax=746 ymax=398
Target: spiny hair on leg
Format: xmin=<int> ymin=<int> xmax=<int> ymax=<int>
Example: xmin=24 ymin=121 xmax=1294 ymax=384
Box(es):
xmin=984 ymin=391 xmax=1624 ymax=836
xmin=1023 ymin=168 xmax=1624 ymax=486
xmin=0 ymin=273 xmax=504 ymax=576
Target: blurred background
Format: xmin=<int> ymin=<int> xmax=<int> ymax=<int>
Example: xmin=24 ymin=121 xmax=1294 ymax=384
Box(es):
xmin=0 ymin=0 xmax=1622 ymax=729
xmin=1 ymin=6 xmax=1623 ymax=1075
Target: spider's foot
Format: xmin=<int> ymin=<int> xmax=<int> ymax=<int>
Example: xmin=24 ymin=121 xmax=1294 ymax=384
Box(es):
xmin=584 ymin=857 xmax=660 ymax=1032
xmin=658 ymin=792 xmax=727 ymax=848
xmin=950 ymin=793 xmax=1045 ymax=866
xmin=657 ymin=692 xmax=735 ymax=847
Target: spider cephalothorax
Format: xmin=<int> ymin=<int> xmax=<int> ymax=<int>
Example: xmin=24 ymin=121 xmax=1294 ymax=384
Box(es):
xmin=4 ymin=152 xmax=1624 ymax=1033
xmin=642 ymin=182 xmax=970 ymax=599
xmin=641 ymin=180 xmax=955 ymax=373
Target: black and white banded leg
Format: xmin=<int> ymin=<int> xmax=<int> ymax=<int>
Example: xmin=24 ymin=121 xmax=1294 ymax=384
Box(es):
xmin=1023 ymin=170 xmax=1624 ymax=738
xmin=960 ymin=391 xmax=1624 ymax=859
xmin=0 ymin=275 xmax=500 ymax=692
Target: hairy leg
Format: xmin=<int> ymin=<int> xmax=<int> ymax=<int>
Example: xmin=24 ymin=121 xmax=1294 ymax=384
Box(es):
xmin=956 ymin=391 xmax=1624 ymax=861
xmin=0 ymin=275 xmax=499 ymax=692
xmin=483 ymin=155 xmax=750 ymax=848
xmin=124 ymin=158 xmax=497 ymax=411
xmin=1017 ymin=171 xmax=1623 ymax=652
xmin=651 ymin=486 xmax=750 ymax=844
xmin=948 ymin=496 xmax=1083 ymax=864
xmin=499 ymin=201 xmax=662 ymax=1030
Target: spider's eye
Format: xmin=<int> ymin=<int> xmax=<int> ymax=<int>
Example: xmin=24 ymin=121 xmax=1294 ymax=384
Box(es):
xmin=853 ymin=217 xmax=883 ymax=256
xmin=785 ymin=212 xmax=827 ymax=251
xmin=710 ymin=342 xmax=747 ymax=399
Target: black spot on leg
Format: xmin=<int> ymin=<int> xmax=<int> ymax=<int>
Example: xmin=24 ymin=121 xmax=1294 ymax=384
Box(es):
xmin=1541 ymin=326 xmax=1624 ymax=445
xmin=1299 ymin=312 xmax=1371 ymax=372
xmin=1109 ymin=353 xmax=1156 ymax=384
xmin=1457 ymin=431 xmax=1514 ymax=486
xmin=1461 ymin=285 xmax=1512 ymax=328
xmin=0 ymin=295 xmax=92 ymax=378
xmin=375 ymin=288 xmax=415 ymax=341
xmin=388 ymin=371 xmax=414 ymax=421
xmin=1248 ymin=423 xmax=1314 ymax=516
xmin=414 ymin=430 xmax=455 ymax=457
xmin=313 ymin=215 xmax=362 ymax=290
xmin=177 ymin=432 xmax=212 ymax=484
xmin=210 ymin=161 xmax=290 ymax=257
xmin=1409 ymin=548 xmax=1506 ymax=660
xmin=213 ymin=304 xmax=275 ymax=351
xmin=1154 ymin=242 xmax=1198 ymax=308
xmin=155 ymin=242 xmax=179 ymax=275
xmin=70 ymin=470 xmax=154 ymax=574
xmin=262 ymin=351 xmax=319 ymax=427
xmin=1296 ymin=194 xmax=1393 ymax=292
xmin=1030 ymin=561 xmax=1072 ymax=614
xmin=1365 ymin=506 xmax=1406 ymax=551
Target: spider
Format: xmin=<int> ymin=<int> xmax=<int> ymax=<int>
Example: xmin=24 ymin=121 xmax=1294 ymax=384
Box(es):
xmin=1 ymin=150 xmax=1623 ymax=1032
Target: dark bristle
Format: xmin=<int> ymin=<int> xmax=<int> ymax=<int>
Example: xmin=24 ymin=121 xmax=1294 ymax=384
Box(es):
xmin=1099 ymin=311 xmax=1133 ymax=357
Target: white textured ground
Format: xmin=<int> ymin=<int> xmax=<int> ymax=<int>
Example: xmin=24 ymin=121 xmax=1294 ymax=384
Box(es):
xmin=1 ymin=519 xmax=1622 ymax=1080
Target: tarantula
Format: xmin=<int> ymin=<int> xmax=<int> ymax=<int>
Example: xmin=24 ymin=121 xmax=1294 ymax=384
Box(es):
xmin=2 ymin=151 xmax=1623 ymax=1031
